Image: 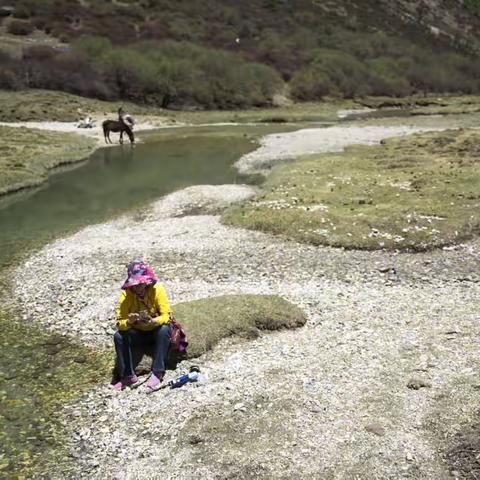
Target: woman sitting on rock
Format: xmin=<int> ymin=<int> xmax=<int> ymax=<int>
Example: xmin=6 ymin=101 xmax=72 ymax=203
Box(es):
xmin=113 ymin=261 xmax=172 ymax=391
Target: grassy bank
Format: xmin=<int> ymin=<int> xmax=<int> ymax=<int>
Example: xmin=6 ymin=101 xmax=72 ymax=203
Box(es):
xmin=3 ymin=88 xmax=479 ymax=126
xmin=0 ymin=89 xmax=167 ymax=122
xmin=0 ymin=125 xmax=97 ymax=196
xmin=222 ymin=128 xmax=480 ymax=251
xmin=1 ymin=294 xmax=306 ymax=477
xmin=0 ymin=88 xmax=357 ymax=197
xmin=0 ymin=89 xmax=358 ymax=124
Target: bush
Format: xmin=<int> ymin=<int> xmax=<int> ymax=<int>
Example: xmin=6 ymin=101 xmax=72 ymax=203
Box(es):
xmin=12 ymin=5 xmax=31 ymax=19
xmin=406 ymin=53 xmax=480 ymax=93
xmin=290 ymin=70 xmax=333 ymax=100
xmin=290 ymin=49 xmax=371 ymax=99
xmin=0 ymin=69 xmax=22 ymax=90
xmin=367 ymin=57 xmax=412 ymax=96
xmin=22 ymin=45 xmax=57 ymax=61
xmin=7 ymin=19 xmax=34 ymax=35
xmin=69 ymin=37 xmax=283 ymax=109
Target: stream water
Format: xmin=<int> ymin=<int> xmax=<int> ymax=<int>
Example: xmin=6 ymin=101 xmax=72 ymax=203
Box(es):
xmin=0 ymin=124 xmax=298 ymax=270
xmin=0 ymin=123 xmax=302 ymax=477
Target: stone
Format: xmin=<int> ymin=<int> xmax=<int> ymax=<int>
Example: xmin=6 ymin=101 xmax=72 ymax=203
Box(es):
xmin=378 ymin=266 xmax=392 ymax=273
xmin=407 ymin=378 xmax=432 ymax=390
xmin=233 ymin=402 xmax=246 ymax=412
xmin=365 ymin=422 xmax=386 ymax=436
xmin=188 ymin=434 xmax=204 ymax=445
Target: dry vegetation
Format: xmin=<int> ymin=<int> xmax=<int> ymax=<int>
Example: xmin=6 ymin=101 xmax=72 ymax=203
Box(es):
xmin=223 ymin=128 xmax=480 ymax=251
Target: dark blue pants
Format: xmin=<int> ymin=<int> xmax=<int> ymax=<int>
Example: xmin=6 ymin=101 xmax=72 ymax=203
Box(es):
xmin=114 ymin=324 xmax=172 ymax=378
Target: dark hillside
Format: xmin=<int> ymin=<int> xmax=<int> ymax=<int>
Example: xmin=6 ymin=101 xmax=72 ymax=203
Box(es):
xmin=1 ymin=0 xmax=480 ymax=107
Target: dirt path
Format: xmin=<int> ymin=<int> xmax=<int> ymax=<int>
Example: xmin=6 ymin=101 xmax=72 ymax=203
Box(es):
xmin=9 ymin=123 xmax=480 ymax=479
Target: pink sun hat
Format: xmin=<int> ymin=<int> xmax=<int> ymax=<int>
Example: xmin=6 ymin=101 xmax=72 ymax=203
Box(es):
xmin=121 ymin=261 xmax=157 ymax=290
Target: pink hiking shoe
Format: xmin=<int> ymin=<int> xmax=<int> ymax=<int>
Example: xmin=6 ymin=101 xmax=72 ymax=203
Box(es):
xmin=147 ymin=371 xmax=165 ymax=390
xmin=113 ymin=375 xmax=139 ymax=391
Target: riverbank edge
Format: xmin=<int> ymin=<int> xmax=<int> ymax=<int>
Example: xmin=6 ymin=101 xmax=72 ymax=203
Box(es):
xmin=0 ymin=121 xmax=166 ymax=198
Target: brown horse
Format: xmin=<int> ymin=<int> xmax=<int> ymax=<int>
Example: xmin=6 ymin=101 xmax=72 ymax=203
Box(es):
xmin=102 ymin=114 xmax=135 ymax=144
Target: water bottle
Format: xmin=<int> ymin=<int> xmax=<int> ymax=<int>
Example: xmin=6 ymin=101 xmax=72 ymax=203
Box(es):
xmin=168 ymin=371 xmax=199 ymax=388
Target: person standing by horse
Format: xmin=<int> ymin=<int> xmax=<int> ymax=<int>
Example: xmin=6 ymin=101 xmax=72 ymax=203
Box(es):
xmin=102 ymin=107 xmax=135 ymax=144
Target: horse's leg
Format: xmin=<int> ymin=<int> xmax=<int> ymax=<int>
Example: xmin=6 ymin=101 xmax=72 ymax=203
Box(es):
xmin=119 ymin=131 xmax=124 ymax=145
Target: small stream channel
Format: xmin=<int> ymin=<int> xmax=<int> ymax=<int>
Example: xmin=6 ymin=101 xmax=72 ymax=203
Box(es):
xmin=0 ymin=122 xmax=304 ymax=477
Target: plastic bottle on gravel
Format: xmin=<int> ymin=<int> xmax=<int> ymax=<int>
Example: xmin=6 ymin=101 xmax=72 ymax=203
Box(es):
xmin=168 ymin=371 xmax=199 ymax=388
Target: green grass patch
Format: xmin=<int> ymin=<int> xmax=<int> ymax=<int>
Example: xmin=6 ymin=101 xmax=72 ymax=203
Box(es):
xmin=410 ymin=95 xmax=480 ymax=116
xmin=0 ymin=125 xmax=97 ymax=195
xmin=174 ymin=294 xmax=307 ymax=358
xmin=222 ymin=129 xmax=480 ymax=251
xmin=169 ymin=99 xmax=358 ymax=125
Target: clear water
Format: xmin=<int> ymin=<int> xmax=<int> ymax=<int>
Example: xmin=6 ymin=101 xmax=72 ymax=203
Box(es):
xmin=0 ymin=124 xmax=296 ymax=269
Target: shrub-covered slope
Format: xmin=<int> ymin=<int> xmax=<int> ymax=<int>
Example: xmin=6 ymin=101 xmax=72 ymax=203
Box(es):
xmin=1 ymin=0 xmax=480 ymax=107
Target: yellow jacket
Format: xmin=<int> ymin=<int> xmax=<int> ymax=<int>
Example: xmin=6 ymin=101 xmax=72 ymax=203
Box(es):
xmin=116 ymin=284 xmax=172 ymax=331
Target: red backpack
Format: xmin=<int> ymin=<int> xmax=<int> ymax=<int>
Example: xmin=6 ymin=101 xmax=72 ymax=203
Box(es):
xmin=169 ymin=315 xmax=188 ymax=355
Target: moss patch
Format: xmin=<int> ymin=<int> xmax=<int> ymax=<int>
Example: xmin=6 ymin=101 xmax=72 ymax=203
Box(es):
xmin=174 ymin=294 xmax=307 ymax=358
xmin=222 ymin=129 xmax=480 ymax=251
xmin=0 ymin=310 xmax=112 ymax=478
xmin=0 ymin=125 xmax=97 ymax=195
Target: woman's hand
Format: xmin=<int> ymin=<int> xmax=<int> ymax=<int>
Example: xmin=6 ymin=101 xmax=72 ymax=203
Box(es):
xmin=138 ymin=310 xmax=151 ymax=324
xmin=127 ymin=313 xmax=140 ymax=325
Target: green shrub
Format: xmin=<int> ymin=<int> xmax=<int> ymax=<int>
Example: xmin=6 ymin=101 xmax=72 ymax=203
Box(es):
xmin=465 ymin=0 xmax=480 ymax=16
xmin=290 ymin=70 xmax=333 ymax=100
xmin=367 ymin=57 xmax=412 ymax=96
xmin=71 ymin=38 xmax=284 ymax=108
xmin=12 ymin=5 xmax=31 ymax=19
xmin=291 ymin=49 xmax=371 ymax=99
xmin=0 ymin=68 xmax=22 ymax=90
xmin=406 ymin=53 xmax=480 ymax=93
xmin=7 ymin=19 xmax=34 ymax=35
xmin=22 ymin=45 xmax=57 ymax=61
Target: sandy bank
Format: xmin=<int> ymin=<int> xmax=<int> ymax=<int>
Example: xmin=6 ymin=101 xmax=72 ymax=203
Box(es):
xmin=0 ymin=119 xmax=164 ymax=146
xmin=235 ymin=124 xmax=443 ymax=174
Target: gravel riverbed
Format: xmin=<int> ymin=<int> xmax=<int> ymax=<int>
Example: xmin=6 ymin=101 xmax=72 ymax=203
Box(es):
xmin=7 ymin=123 xmax=480 ymax=479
